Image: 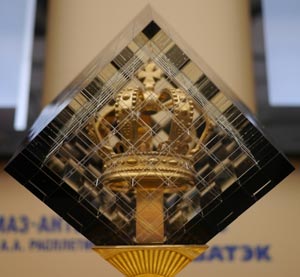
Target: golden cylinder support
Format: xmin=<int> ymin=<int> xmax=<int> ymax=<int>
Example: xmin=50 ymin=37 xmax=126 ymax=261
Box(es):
xmin=136 ymin=189 xmax=164 ymax=244
xmin=93 ymin=245 xmax=208 ymax=277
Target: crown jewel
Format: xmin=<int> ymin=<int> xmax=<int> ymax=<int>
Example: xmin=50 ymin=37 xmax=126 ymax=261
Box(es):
xmin=89 ymin=61 xmax=208 ymax=193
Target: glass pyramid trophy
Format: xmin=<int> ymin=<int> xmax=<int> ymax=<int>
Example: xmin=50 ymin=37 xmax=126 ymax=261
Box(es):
xmin=5 ymin=6 xmax=294 ymax=277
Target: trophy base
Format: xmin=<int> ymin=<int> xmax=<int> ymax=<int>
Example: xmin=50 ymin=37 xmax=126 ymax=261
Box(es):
xmin=93 ymin=245 xmax=208 ymax=277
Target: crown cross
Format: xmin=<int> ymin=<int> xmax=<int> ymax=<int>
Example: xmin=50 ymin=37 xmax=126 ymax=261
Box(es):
xmin=137 ymin=62 xmax=163 ymax=90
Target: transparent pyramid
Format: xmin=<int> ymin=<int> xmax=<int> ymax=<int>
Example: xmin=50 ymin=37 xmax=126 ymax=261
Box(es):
xmin=5 ymin=6 xmax=294 ymax=246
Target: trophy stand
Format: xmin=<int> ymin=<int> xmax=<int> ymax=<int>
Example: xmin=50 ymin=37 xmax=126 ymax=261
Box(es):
xmin=4 ymin=15 xmax=294 ymax=277
xmin=93 ymin=245 xmax=208 ymax=277
xmin=92 ymin=63 xmax=209 ymax=277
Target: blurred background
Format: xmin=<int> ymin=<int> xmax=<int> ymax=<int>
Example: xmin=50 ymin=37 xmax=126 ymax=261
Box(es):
xmin=0 ymin=0 xmax=299 ymax=276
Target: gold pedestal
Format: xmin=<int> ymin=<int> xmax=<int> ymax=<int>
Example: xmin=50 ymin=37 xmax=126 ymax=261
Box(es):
xmin=93 ymin=245 xmax=208 ymax=277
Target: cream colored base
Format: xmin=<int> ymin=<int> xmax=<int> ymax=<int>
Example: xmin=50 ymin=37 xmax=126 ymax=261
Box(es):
xmin=93 ymin=245 xmax=208 ymax=277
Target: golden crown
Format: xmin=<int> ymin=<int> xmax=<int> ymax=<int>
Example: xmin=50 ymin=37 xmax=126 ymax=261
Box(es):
xmin=87 ymin=61 xmax=210 ymax=192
